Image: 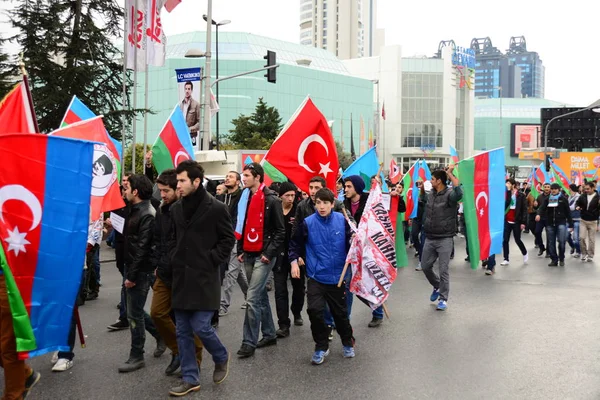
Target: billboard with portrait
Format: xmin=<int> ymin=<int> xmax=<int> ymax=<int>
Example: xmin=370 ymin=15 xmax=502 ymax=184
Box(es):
xmin=175 ymin=67 xmax=202 ymax=146
xmin=510 ymin=124 xmax=540 ymax=157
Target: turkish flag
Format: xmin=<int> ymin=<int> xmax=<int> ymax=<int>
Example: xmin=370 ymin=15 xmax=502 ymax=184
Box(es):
xmin=0 ymin=80 xmax=38 ymax=134
xmin=389 ymin=159 xmax=401 ymax=184
xmin=263 ymin=97 xmax=339 ymax=193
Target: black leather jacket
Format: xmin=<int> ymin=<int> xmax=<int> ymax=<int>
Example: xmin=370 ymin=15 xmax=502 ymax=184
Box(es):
xmin=125 ymin=200 xmax=156 ymax=282
xmin=237 ymin=187 xmax=285 ymax=261
xmin=151 ymin=201 xmax=175 ymax=286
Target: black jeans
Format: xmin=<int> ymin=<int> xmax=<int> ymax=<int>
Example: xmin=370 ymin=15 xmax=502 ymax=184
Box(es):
xmin=503 ymin=222 xmax=528 ymax=261
xmin=126 ymin=271 xmax=160 ymax=359
xmin=274 ymin=260 xmax=305 ymax=328
xmin=535 ymin=220 xmax=547 ymax=252
xmin=306 ymin=278 xmax=353 ymax=352
xmin=115 ymin=242 xmax=127 ymax=321
xmin=57 ymin=312 xmax=77 ymax=361
xmin=411 ymin=220 xmax=422 ymax=254
xmin=84 ymin=244 xmax=100 ymax=297
xmin=528 ymin=213 xmax=537 ymax=235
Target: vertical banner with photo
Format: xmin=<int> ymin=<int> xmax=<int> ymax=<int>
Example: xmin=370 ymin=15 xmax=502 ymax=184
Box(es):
xmin=176 ymin=67 xmax=202 ymax=146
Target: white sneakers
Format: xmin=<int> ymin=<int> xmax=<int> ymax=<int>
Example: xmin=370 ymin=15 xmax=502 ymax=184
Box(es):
xmin=523 ymin=253 xmax=529 ymax=263
xmin=52 ymin=358 xmax=73 ymax=372
xmin=500 ymin=260 xmax=510 ymax=266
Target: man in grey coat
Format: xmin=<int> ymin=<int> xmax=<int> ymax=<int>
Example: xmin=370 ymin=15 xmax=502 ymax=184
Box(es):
xmin=421 ymin=166 xmax=462 ymax=311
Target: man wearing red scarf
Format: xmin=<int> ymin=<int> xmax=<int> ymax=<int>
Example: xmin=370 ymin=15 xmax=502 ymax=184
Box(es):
xmin=236 ymin=163 xmax=285 ymax=358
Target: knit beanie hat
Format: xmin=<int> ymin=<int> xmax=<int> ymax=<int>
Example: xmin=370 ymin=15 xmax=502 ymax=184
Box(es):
xmin=345 ymin=175 xmax=366 ymax=194
xmin=278 ymin=181 xmax=297 ymax=196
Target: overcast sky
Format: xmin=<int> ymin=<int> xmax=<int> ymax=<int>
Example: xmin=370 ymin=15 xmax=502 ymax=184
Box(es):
xmin=161 ymin=0 xmax=599 ymax=106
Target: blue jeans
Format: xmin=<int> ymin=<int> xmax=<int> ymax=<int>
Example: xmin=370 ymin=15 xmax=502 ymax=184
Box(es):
xmin=567 ymin=220 xmax=581 ymax=254
xmin=93 ymin=247 xmax=100 ymax=284
xmin=242 ymin=255 xmax=277 ymax=347
xmin=546 ymin=224 xmax=568 ymax=263
xmin=175 ymin=310 xmax=227 ymax=386
xmin=487 ymin=254 xmax=496 ymax=271
xmin=126 ymin=272 xmax=159 ymax=359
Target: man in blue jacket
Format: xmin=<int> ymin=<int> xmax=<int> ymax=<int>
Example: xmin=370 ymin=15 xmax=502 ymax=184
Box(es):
xmin=289 ymin=188 xmax=355 ymax=365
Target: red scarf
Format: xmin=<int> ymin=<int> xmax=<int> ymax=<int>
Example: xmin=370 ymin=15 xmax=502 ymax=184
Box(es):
xmin=243 ymin=184 xmax=265 ymax=252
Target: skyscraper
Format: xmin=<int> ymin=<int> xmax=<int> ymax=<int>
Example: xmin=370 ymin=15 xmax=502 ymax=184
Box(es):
xmin=299 ymin=0 xmax=384 ymax=60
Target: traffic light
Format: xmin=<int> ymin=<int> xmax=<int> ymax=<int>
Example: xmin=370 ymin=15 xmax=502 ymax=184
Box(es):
xmin=545 ymin=154 xmax=551 ymax=172
xmin=264 ymin=51 xmax=276 ymax=84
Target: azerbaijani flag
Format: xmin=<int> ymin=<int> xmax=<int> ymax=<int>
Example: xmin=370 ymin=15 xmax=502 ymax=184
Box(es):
xmin=51 ymin=117 xmax=125 ymax=216
xmin=449 ymin=145 xmax=459 ymax=165
xmin=459 ymin=148 xmax=505 ymax=269
xmin=549 ymin=160 xmax=570 ymax=192
xmin=584 ymin=169 xmax=597 ymax=181
xmin=394 ymin=163 xmax=415 ymax=267
xmin=0 ymin=134 xmax=94 ymax=358
xmin=409 ymin=160 xmax=431 ymax=218
xmin=152 ymin=105 xmax=195 ymax=174
xmin=342 ymin=146 xmax=388 ymax=192
xmin=60 ymin=95 xmax=123 ymax=162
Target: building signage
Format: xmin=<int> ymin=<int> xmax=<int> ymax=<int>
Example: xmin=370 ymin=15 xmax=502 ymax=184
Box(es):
xmin=452 ymin=46 xmax=476 ymax=69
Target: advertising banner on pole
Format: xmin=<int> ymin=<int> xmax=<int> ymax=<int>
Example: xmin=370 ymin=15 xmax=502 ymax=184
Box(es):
xmin=175 ymin=68 xmax=202 ymax=146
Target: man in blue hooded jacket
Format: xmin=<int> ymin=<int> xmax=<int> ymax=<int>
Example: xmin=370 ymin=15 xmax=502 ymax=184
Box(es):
xmin=289 ymin=188 xmax=355 ymax=365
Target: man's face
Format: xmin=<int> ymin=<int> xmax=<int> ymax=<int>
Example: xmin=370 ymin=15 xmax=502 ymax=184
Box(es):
xmin=224 ymin=172 xmax=239 ymax=189
xmin=543 ymin=184 xmax=551 ymax=194
xmin=242 ymin=170 xmax=259 ymax=189
xmin=315 ymin=199 xmax=334 ymax=217
xmin=396 ymin=185 xmax=404 ymax=196
xmin=336 ymin=181 xmax=343 ymax=191
xmin=344 ymin=181 xmax=357 ymax=199
xmin=281 ymin=190 xmax=296 ymax=207
xmin=301 ymin=191 xmax=309 ymax=200
xmin=184 ymin=84 xmax=192 ymax=99
xmin=585 ymin=185 xmax=594 ymax=194
xmin=177 ymin=171 xmax=199 ymax=197
xmin=122 ymin=176 xmax=130 ymax=191
xmin=216 ymin=184 xmax=226 ymax=196
xmin=309 ymin=182 xmax=324 ymax=201
xmin=124 ymin=185 xmax=137 ymax=203
xmin=431 ymin=177 xmax=442 ymax=191
xmin=157 ymin=183 xmax=178 ymax=204
xmin=551 ymin=188 xmax=560 ymax=196
xmin=506 ymin=182 xmax=513 ymax=191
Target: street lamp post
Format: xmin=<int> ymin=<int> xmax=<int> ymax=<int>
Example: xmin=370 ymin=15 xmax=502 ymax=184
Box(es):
xmin=203 ymin=15 xmax=231 ymax=151
xmin=544 ymin=99 xmax=600 ymax=155
xmin=371 ymin=79 xmax=380 ymax=161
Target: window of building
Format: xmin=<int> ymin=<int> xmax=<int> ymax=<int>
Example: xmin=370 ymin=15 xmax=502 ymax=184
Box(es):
xmin=323 ymin=20 xmax=327 ymax=28
xmin=323 ymin=38 xmax=327 ymax=45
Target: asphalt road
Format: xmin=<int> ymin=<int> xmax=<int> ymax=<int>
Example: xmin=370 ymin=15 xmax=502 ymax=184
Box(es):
xmin=4 ymin=233 xmax=600 ymax=400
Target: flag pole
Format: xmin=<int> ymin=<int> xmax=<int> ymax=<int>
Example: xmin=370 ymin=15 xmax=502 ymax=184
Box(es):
xmin=382 ymin=303 xmax=390 ymax=319
xmin=143 ymin=63 xmax=149 ymax=174
xmin=121 ymin=11 xmax=128 ymax=182
xmin=18 ymin=53 xmax=40 ymax=133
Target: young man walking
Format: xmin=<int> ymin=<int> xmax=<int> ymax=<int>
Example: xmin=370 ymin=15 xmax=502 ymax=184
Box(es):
xmin=499 ymin=178 xmax=529 ymax=268
xmin=576 ymin=181 xmax=600 ymax=262
xmin=119 ymin=174 xmax=165 ymax=373
xmin=420 ymin=166 xmax=462 ymax=311
xmin=567 ymin=184 xmax=581 ymax=258
xmin=536 ymin=183 xmax=573 ymax=267
xmin=169 ymin=160 xmax=235 ymax=396
xmin=236 ymin=163 xmax=285 ymax=358
xmin=289 ymin=188 xmax=355 ymax=365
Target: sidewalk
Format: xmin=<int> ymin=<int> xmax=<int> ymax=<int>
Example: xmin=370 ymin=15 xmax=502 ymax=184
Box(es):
xmin=99 ymin=242 xmax=115 ymax=263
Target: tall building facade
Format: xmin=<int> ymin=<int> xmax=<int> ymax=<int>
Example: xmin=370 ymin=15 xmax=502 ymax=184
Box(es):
xmin=465 ymin=36 xmax=544 ymax=99
xmin=299 ymin=0 xmax=384 ymax=59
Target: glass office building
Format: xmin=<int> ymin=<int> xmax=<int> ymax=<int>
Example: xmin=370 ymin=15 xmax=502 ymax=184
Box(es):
xmin=133 ymin=31 xmax=374 ymax=151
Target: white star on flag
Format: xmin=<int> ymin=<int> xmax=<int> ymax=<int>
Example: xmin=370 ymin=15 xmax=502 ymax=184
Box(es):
xmin=4 ymin=226 xmax=30 ymax=256
xmin=319 ymin=162 xmax=333 ymax=178
xmin=479 ymin=209 xmax=484 ymax=217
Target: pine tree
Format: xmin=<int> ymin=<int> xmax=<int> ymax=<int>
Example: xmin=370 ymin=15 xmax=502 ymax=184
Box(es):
xmin=0 ymin=36 xmax=17 ymax=99
xmin=6 ymin=0 xmax=136 ymax=138
xmin=227 ymin=97 xmax=282 ymax=149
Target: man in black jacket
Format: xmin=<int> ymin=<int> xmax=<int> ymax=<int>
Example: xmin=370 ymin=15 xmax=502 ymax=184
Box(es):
xmin=575 ymin=180 xmax=600 ymax=262
xmin=217 ymin=171 xmax=249 ymax=316
xmin=118 ymin=174 xmax=165 ymax=373
xmin=536 ymin=183 xmax=573 ymax=267
xmin=149 ymin=169 xmax=203 ymax=376
xmin=236 ymin=163 xmax=285 ymax=358
xmin=169 ymin=161 xmax=235 ymax=396
xmin=534 ymin=183 xmax=551 ymax=256
xmin=498 ymin=178 xmax=529 ymax=268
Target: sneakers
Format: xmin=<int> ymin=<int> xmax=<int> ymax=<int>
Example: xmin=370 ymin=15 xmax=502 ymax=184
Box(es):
xmin=154 ymin=338 xmax=167 ymax=358
xmin=276 ymin=327 xmax=290 ymax=338
xmin=430 ymin=288 xmax=440 ymax=302
xmin=50 ymin=351 xmax=59 ymax=364
xmin=500 ymin=260 xmax=510 ymax=266
xmin=523 ymin=253 xmax=529 ymax=263
xmin=485 ymin=269 xmax=494 ymax=275
xmin=169 ymin=381 xmax=200 ymax=397
xmin=582 ymin=255 xmax=588 ymax=262
xmin=107 ymin=319 xmax=129 ymax=331
xmin=213 ymin=354 xmax=229 ymax=384
xmin=52 ymin=358 xmax=73 ymax=372
xmin=165 ymin=354 xmax=181 ymax=376
xmin=548 ymin=261 xmax=558 ymax=267
xmin=574 ymin=253 xmax=581 ymax=258
xmin=368 ymin=317 xmax=383 ymax=328
xmin=311 ymin=349 xmax=330 ymax=365
xmin=240 ymin=302 xmax=248 ymax=309
xmin=118 ymin=357 xmax=145 ymax=373
xmin=327 ymin=325 xmax=334 ymax=341
xmin=559 ymin=261 xmax=565 ymax=267
xmin=587 ymin=257 xmax=593 ymax=263
xmin=436 ymin=300 xmax=447 ymax=311
xmin=415 ymin=263 xmax=422 ymax=271
xmin=218 ymin=309 xmax=228 ymax=317
xmin=342 ymin=346 xmax=355 ymax=358
xmin=23 ymin=370 xmax=41 ymax=398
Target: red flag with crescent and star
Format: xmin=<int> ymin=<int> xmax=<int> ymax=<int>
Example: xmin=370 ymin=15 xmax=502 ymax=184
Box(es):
xmin=262 ymin=97 xmax=339 ymax=193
